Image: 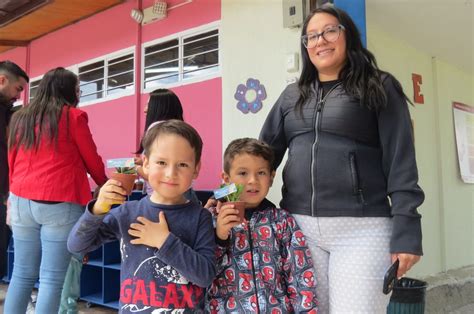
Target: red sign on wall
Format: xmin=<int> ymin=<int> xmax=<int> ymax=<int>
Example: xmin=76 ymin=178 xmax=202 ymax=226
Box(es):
xmin=412 ymin=73 xmax=424 ymax=104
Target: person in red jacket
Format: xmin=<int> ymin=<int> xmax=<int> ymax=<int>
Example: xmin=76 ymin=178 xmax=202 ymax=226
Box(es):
xmin=5 ymin=67 xmax=107 ymax=313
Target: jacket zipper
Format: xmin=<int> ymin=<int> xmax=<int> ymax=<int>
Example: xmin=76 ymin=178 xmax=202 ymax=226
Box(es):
xmin=349 ymin=152 xmax=365 ymax=204
xmin=247 ymin=223 xmax=260 ymax=313
xmin=310 ymin=82 xmax=342 ymax=216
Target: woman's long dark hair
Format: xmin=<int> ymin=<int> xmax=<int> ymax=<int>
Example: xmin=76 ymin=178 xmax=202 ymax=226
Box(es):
xmin=136 ymin=88 xmax=184 ymax=153
xmin=8 ymin=67 xmax=79 ymax=150
xmin=297 ymin=5 xmax=410 ymax=112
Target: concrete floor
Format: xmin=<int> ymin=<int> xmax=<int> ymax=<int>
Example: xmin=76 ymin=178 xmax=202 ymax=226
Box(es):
xmin=0 ymin=282 xmax=117 ymax=313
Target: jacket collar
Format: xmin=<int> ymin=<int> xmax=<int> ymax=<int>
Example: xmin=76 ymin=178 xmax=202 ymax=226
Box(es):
xmin=244 ymin=198 xmax=276 ymax=220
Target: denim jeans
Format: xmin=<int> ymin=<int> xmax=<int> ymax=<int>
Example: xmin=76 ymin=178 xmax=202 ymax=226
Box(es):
xmin=4 ymin=193 xmax=84 ymax=314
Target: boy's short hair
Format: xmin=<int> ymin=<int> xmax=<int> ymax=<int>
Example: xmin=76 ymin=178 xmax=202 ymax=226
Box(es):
xmin=0 ymin=60 xmax=29 ymax=83
xmin=143 ymin=119 xmax=203 ymax=163
xmin=223 ymin=138 xmax=275 ymax=174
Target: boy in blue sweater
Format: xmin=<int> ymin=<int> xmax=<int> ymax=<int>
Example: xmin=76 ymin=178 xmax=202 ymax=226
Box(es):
xmin=68 ymin=120 xmax=215 ymax=313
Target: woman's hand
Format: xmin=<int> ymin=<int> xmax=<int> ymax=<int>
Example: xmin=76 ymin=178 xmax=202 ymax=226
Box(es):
xmin=391 ymin=253 xmax=421 ymax=278
xmin=204 ymin=197 xmax=218 ymax=209
xmin=134 ymin=156 xmax=144 ymax=166
xmin=92 ymin=179 xmax=127 ymax=215
xmin=136 ymin=165 xmax=147 ymax=180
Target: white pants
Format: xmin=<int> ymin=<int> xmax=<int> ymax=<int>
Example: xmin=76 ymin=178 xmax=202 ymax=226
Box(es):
xmin=293 ymin=215 xmax=393 ymax=314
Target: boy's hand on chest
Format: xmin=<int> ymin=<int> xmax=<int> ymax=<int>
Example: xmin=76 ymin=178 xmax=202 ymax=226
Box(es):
xmin=128 ymin=211 xmax=170 ymax=249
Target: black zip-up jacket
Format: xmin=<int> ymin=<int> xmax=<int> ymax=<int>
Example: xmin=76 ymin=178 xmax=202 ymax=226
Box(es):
xmin=0 ymin=104 xmax=13 ymax=201
xmin=259 ymin=73 xmax=424 ymax=255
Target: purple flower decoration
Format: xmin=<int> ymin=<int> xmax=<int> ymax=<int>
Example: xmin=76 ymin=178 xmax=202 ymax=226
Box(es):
xmin=234 ymin=78 xmax=267 ymax=114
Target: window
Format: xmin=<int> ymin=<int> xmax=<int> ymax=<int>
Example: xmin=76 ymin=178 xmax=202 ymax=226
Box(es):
xmin=28 ymin=78 xmax=41 ymax=102
xmin=144 ymin=39 xmax=179 ymax=87
xmin=78 ymin=51 xmax=134 ymax=103
xmin=143 ymin=26 xmax=219 ymax=90
xmin=183 ymin=29 xmax=219 ymax=80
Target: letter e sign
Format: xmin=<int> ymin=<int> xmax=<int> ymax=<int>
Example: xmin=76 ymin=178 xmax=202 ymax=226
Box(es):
xmin=412 ymin=73 xmax=424 ymax=104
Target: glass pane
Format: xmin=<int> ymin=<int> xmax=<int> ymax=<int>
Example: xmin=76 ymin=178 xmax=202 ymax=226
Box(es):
xmin=183 ymin=65 xmax=218 ymax=80
xmin=145 ymin=47 xmax=178 ymax=68
xmin=80 ymin=91 xmax=103 ymax=103
xmin=29 ymin=87 xmax=38 ymax=101
xmin=29 ymin=80 xmax=41 ymax=101
xmin=183 ymin=30 xmax=218 ymax=57
xmin=145 ymin=39 xmax=178 ymax=55
xmin=107 ymin=72 xmax=134 ymax=92
xmin=79 ymin=68 xmax=104 ymax=86
xmin=80 ymin=81 xmax=104 ymax=99
xmin=108 ymin=58 xmax=134 ymax=77
xmin=107 ymin=84 xmax=134 ymax=96
xmin=79 ymin=61 xmax=104 ymax=74
xmin=144 ymin=60 xmax=179 ymax=82
xmin=184 ymin=29 xmax=218 ymax=44
xmin=79 ymin=62 xmax=104 ymax=102
xmin=109 ymin=53 xmax=133 ymax=65
xmin=183 ymin=50 xmax=218 ymax=71
xmin=31 ymin=80 xmax=41 ymax=88
xmin=144 ymin=74 xmax=179 ymax=90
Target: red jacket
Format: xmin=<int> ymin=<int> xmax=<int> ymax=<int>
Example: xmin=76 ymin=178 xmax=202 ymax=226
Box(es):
xmin=9 ymin=106 xmax=107 ymax=205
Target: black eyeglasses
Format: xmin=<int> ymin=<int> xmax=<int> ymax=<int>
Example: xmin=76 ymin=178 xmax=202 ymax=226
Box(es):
xmin=302 ymin=24 xmax=345 ymax=48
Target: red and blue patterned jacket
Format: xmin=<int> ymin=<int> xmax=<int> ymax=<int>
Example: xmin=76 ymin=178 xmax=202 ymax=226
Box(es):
xmin=206 ymin=199 xmax=318 ymax=313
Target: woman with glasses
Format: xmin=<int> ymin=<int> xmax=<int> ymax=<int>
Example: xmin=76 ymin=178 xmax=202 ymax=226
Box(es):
xmin=260 ymin=5 xmax=424 ymax=313
xmin=5 ymin=67 xmax=107 ymax=313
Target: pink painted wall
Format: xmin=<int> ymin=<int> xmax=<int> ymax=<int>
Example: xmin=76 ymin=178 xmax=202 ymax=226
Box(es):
xmin=29 ymin=2 xmax=138 ymax=77
xmin=0 ymin=0 xmax=222 ymax=190
xmin=141 ymin=0 xmax=221 ymax=41
xmin=0 ymin=48 xmax=27 ymax=70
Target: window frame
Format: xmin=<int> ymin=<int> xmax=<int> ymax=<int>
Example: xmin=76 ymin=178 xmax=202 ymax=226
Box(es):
xmin=141 ymin=21 xmax=220 ymax=93
xmin=73 ymin=46 xmax=136 ymax=107
xmin=28 ymin=75 xmax=43 ymax=103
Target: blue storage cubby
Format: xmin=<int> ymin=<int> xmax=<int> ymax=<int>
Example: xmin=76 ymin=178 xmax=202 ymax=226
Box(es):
xmin=5 ymin=237 xmax=14 ymax=282
xmin=80 ymin=264 xmax=103 ymax=303
xmin=103 ymin=268 xmax=120 ymax=307
xmin=103 ymin=241 xmax=121 ymax=269
xmin=80 ymin=242 xmax=121 ymax=310
xmin=85 ymin=244 xmax=103 ymax=267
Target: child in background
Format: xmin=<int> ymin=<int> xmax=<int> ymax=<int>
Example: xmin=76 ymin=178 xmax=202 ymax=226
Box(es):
xmin=68 ymin=120 xmax=215 ymax=313
xmin=205 ymin=138 xmax=318 ymax=313
xmin=134 ymin=88 xmax=199 ymax=203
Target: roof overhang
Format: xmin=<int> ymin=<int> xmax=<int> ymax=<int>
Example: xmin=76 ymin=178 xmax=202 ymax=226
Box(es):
xmin=0 ymin=0 xmax=124 ymax=54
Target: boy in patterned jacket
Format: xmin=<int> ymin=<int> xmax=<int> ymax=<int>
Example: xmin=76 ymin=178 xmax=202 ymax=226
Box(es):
xmin=205 ymin=138 xmax=318 ymax=313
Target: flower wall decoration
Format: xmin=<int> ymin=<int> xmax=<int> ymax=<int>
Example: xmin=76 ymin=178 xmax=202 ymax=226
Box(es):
xmin=234 ymin=78 xmax=267 ymax=114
